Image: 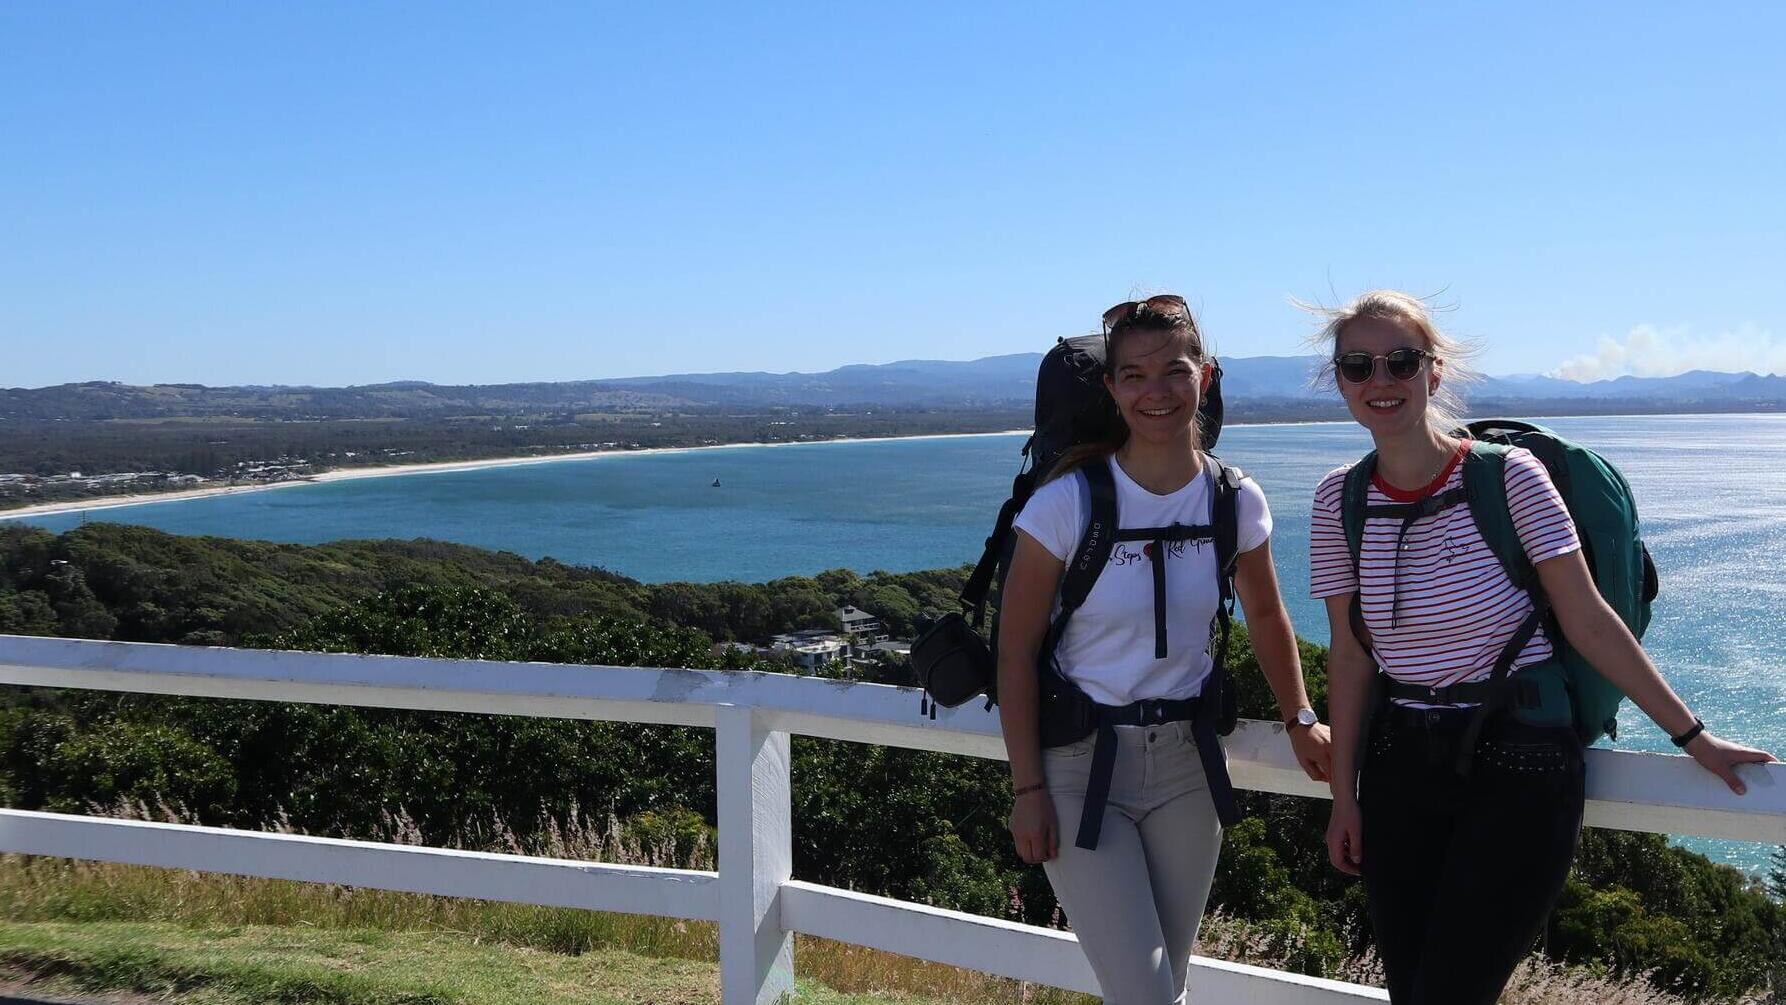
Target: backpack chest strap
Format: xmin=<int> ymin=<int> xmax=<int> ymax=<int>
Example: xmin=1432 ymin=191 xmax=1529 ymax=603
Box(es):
xmin=1364 ymin=485 xmax=1472 ymax=542
xmin=1361 ymin=485 xmax=1471 ymax=628
xmin=1113 ymin=523 xmax=1216 ymax=543
xmin=1113 ymin=522 xmax=1216 ymax=659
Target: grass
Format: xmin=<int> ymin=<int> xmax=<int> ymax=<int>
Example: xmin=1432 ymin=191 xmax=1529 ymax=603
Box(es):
xmin=0 ymin=920 xmax=941 ymax=1005
xmin=0 ymin=854 xmax=1098 ymax=1005
xmin=1 ymin=856 xmax=1751 ymax=1005
xmin=0 ymin=803 xmax=1761 ymax=1004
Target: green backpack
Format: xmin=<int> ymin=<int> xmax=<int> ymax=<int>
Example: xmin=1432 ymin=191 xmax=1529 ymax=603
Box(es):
xmin=1340 ymin=419 xmax=1659 ymax=749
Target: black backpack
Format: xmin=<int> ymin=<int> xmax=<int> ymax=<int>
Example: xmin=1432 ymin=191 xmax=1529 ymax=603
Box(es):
xmin=912 ymin=333 xmax=1238 ymax=723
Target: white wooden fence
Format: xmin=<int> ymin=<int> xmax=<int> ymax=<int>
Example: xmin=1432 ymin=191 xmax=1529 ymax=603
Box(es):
xmin=1 ymin=635 xmax=1781 ymax=1004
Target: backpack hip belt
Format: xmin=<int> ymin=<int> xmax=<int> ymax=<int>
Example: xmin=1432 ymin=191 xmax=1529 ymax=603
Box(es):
xmin=1377 ymin=665 xmax=1553 ymax=775
xmin=1067 ymin=691 xmax=1241 ymax=851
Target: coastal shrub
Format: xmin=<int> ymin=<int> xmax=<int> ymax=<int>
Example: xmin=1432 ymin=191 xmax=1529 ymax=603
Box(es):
xmin=1209 ymin=816 xmax=1347 ymax=973
xmin=39 ymin=719 xmax=239 ymax=819
xmin=790 ymin=735 xmax=1032 ymax=920
xmin=40 ymin=563 xmax=116 ymax=639
xmin=1556 ymin=829 xmax=1786 ymax=999
xmin=0 ymin=589 xmax=58 ymax=635
xmin=905 ymin=831 xmax=1009 ymax=916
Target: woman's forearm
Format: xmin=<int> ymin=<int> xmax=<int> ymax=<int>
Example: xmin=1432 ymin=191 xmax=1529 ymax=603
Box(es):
xmin=1249 ymin=606 xmax=1312 ymax=719
xmin=994 ymin=534 xmax=1065 ymax=791
xmin=1231 ymin=543 xmax=1312 ymax=718
xmin=998 ymin=651 xmax=1046 ymax=789
xmin=1326 ymin=648 xmax=1375 ymax=803
xmin=1561 ymin=598 xmax=1697 ymax=737
xmin=1554 ymin=587 xmax=1777 ymax=793
xmin=1539 ymin=552 xmax=1698 ymax=738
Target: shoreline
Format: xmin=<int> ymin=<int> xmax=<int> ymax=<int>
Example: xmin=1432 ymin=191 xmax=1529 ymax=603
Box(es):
xmin=2 ymin=410 xmax=1755 ymax=522
xmin=0 ymin=429 xmax=1047 ymax=521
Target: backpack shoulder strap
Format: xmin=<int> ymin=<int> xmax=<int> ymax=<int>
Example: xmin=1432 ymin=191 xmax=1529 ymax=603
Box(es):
xmin=1438 ymin=439 xmax=1554 ymax=773
xmin=1060 ymin=459 xmax=1118 ymax=612
xmin=1340 ymin=453 xmax=1377 ymax=654
xmin=1038 ymin=459 xmax=1119 ymax=672
xmin=1203 ymin=451 xmax=1245 ymax=734
xmin=1461 ymin=442 xmax=1535 ymax=591
xmin=1205 ymin=452 xmax=1245 ymax=576
xmin=1340 ymin=451 xmax=1376 ymax=570
xmin=958 ymin=439 xmax=1038 ymax=626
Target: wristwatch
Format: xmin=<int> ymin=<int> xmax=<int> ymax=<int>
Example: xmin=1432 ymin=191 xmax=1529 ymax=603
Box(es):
xmin=1285 ymin=708 xmax=1319 ymax=731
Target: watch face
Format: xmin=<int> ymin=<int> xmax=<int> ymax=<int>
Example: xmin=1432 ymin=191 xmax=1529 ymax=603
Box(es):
xmin=1296 ymin=708 xmax=1319 ymax=727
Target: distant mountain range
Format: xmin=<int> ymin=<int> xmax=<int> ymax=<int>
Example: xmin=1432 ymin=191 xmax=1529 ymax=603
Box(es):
xmin=6 ymin=355 xmax=1785 ymax=421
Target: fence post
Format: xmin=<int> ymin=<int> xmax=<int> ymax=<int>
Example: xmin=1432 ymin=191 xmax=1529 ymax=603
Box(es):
xmin=717 ymin=704 xmax=794 ymax=1005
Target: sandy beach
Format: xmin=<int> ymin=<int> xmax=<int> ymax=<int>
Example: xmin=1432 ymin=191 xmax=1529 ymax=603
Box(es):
xmin=0 ymin=430 xmax=1037 ymax=522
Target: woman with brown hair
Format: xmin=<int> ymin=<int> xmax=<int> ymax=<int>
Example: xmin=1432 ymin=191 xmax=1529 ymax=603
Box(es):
xmin=997 ymin=295 xmax=1330 ymax=1003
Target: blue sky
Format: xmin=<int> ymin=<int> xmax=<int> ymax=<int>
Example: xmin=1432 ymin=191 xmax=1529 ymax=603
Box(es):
xmin=3 ymin=3 xmax=1783 ymax=388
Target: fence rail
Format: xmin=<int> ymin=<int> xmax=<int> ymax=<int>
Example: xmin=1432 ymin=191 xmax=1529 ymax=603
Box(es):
xmin=2 ymin=634 xmax=1781 ymax=1003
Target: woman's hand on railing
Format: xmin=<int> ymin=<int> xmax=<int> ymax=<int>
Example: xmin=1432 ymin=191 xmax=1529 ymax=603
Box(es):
xmin=1009 ymin=790 xmax=1059 ymax=864
xmin=1326 ymin=800 xmax=1363 ymax=876
xmin=1684 ymin=732 xmax=1777 ymax=795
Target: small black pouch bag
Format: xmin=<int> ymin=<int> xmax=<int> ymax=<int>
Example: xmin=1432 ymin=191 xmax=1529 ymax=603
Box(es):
xmin=911 ymin=612 xmax=994 ymax=712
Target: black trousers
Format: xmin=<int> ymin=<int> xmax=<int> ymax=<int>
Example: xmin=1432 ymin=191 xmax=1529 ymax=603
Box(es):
xmin=1358 ymin=704 xmax=1586 ymax=1005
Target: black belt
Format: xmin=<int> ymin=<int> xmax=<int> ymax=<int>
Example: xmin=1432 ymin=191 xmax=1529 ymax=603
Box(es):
xmin=1383 ymin=678 xmax=1511 ymax=707
xmin=1379 ymin=675 xmax=1543 ymax=775
xmin=1378 ymin=701 xmax=1476 ymax=731
xmin=1073 ymin=694 xmax=1242 ymax=851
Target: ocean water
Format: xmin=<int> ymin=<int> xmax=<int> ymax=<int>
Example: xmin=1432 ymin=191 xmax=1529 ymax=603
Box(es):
xmin=15 ymin=414 xmax=1786 ymax=873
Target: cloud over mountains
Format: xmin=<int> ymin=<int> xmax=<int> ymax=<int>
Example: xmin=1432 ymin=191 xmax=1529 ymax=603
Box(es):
xmin=1551 ymin=324 xmax=1785 ymax=381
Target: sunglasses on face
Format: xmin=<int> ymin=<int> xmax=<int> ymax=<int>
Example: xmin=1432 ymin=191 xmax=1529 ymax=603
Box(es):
xmin=1332 ymin=347 xmax=1435 ymax=384
xmin=1102 ymin=294 xmax=1190 ymax=332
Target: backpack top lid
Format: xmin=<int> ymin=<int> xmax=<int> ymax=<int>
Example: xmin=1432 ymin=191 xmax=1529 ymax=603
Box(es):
xmin=1031 ymin=334 xmax=1225 ymax=474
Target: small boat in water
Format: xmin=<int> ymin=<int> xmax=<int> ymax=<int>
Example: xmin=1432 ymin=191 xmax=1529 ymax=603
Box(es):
xmin=711 ymin=478 xmax=722 ymax=488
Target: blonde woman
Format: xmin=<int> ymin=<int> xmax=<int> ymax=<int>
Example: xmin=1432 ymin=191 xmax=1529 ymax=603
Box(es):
xmin=1309 ymin=290 xmax=1775 ymax=1004
xmin=999 ymin=296 xmax=1331 ymax=1004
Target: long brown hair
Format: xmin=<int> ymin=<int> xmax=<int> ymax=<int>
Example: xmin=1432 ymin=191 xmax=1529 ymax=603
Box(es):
xmin=1046 ymin=299 xmax=1209 ymax=483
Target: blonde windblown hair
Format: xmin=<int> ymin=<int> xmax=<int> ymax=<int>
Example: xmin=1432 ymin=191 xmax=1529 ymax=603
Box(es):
xmin=1298 ymin=289 xmax=1480 ymax=436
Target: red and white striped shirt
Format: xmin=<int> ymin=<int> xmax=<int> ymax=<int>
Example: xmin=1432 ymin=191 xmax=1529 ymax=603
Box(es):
xmin=1309 ymin=442 xmax=1580 ymax=691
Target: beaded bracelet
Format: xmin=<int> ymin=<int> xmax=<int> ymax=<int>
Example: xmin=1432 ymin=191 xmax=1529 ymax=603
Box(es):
xmin=1670 ymin=718 xmax=1706 ymax=748
xmin=1012 ymin=782 xmax=1046 ymax=798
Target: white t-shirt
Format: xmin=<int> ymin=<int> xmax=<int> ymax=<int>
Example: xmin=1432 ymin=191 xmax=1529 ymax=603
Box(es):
xmin=1011 ymin=455 xmax=1273 ymax=706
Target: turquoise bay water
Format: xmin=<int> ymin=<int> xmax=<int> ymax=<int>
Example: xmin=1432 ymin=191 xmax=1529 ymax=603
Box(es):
xmin=16 ymin=415 xmax=1786 ymax=872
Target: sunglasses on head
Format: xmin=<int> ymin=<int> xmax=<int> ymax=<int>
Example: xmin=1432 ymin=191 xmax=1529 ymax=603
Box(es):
xmin=1102 ymin=294 xmax=1190 ymax=333
xmin=1332 ymin=347 xmax=1435 ymax=384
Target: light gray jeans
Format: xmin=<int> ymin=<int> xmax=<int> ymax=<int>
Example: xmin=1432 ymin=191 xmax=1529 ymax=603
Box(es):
xmin=1042 ymin=719 xmax=1224 ymax=1005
